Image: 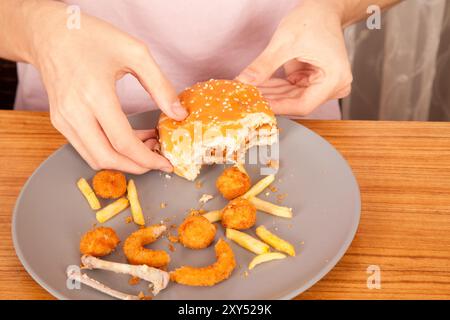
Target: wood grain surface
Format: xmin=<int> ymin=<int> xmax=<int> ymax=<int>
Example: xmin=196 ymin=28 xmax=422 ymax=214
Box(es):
xmin=0 ymin=110 xmax=449 ymax=300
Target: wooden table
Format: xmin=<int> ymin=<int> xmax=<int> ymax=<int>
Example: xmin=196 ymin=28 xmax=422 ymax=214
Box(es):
xmin=1 ymin=110 xmax=449 ymax=300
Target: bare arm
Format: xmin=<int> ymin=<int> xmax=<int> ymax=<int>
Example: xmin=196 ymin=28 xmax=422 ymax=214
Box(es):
xmin=0 ymin=0 xmax=188 ymax=174
xmin=329 ymin=0 xmax=403 ymax=27
xmin=0 ymin=0 xmax=39 ymax=63
xmin=237 ymin=0 xmax=402 ymax=116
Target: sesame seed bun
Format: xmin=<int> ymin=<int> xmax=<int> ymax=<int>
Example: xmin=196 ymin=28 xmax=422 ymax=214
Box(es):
xmin=158 ymin=79 xmax=278 ymax=181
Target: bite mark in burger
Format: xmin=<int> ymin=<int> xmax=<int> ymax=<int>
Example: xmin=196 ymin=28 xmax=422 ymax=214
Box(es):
xmin=158 ymin=79 xmax=278 ymax=181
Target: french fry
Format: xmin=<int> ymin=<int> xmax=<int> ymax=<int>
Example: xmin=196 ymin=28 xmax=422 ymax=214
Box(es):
xmin=96 ymin=197 xmax=129 ymax=223
xmin=225 ymin=228 xmax=270 ymax=255
xmin=242 ymin=174 xmax=275 ymax=199
xmin=248 ymin=252 xmax=287 ymax=270
xmin=127 ymin=179 xmax=145 ymax=226
xmin=203 ymin=210 xmax=221 ymax=223
xmin=77 ymin=178 xmax=101 ymax=210
xmin=256 ymin=226 xmax=296 ymax=256
xmin=248 ymin=197 xmax=293 ymax=218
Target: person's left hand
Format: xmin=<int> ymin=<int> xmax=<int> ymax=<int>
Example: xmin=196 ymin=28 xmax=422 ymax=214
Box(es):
xmin=237 ymin=0 xmax=353 ymax=116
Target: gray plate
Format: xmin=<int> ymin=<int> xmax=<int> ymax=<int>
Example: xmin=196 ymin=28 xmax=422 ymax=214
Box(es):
xmin=12 ymin=111 xmax=360 ymax=300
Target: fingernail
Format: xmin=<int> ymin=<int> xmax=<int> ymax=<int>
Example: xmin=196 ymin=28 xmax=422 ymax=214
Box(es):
xmin=172 ymin=101 xmax=188 ymax=119
xmin=237 ymin=70 xmax=258 ymax=85
xmin=160 ymin=166 xmax=173 ymax=173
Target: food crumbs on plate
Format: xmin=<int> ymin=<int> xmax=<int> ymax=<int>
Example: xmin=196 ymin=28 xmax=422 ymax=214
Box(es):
xmin=168 ymin=235 xmax=179 ymax=243
xmin=138 ymin=291 xmax=152 ymax=300
xmin=265 ymin=192 xmax=270 ymax=197
xmin=267 ymin=160 xmax=279 ymax=170
xmin=125 ymin=216 xmax=133 ymax=224
xmin=128 ymin=276 xmax=140 ymax=286
xmin=160 ymin=202 xmax=167 ymax=209
xmin=269 ymin=185 xmax=278 ymax=193
xmin=168 ymin=243 xmax=176 ymax=252
xmin=244 ymin=271 xmax=249 ymax=278
xmin=276 ymin=193 xmax=288 ymax=203
xmin=195 ymin=180 xmax=203 ymax=189
xmin=199 ymin=194 xmax=214 ymax=204
xmin=164 ymin=174 xmax=172 ymax=179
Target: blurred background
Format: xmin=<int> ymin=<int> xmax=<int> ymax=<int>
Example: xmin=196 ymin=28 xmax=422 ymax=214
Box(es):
xmin=0 ymin=0 xmax=449 ymax=121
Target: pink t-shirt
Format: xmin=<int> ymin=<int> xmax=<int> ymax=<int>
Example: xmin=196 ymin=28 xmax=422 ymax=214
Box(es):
xmin=15 ymin=0 xmax=340 ymax=120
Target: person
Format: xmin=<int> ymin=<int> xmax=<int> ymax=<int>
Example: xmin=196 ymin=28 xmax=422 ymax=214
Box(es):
xmin=0 ymin=0 xmax=399 ymax=174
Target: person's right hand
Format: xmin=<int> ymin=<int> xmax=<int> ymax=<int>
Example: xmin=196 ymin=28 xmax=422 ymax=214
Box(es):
xmin=29 ymin=2 xmax=188 ymax=174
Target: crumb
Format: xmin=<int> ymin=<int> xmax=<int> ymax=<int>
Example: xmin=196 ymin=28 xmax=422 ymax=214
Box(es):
xmin=188 ymin=209 xmax=205 ymax=216
xmin=164 ymin=174 xmax=172 ymax=179
xmin=128 ymin=276 xmax=140 ymax=286
xmin=199 ymin=194 xmax=214 ymax=204
xmin=301 ymin=241 xmax=305 ymax=245
xmin=265 ymin=192 xmax=270 ymax=197
xmin=269 ymin=185 xmax=278 ymax=193
xmin=244 ymin=271 xmax=249 ymax=277
xmin=274 ymin=227 xmax=278 ymax=231
xmin=125 ymin=216 xmax=133 ymax=224
xmin=138 ymin=291 xmax=152 ymax=300
xmin=168 ymin=235 xmax=179 ymax=243
xmin=287 ymin=224 xmax=293 ymax=228
xmin=276 ymin=193 xmax=288 ymax=203
xmin=168 ymin=243 xmax=176 ymax=252
xmin=267 ymin=159 xmax=279 ymax=170
xmin=160 ymin=202 xmax=167 ymax=209
xmin=195 ymin=180 xmax=203 ymax=189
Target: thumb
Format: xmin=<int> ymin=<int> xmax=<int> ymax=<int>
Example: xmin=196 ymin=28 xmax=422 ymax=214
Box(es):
xmin=131 ymin=49 xmax=188 ymax=121
xmin=237 ymin=42 xmax=290 ymax=86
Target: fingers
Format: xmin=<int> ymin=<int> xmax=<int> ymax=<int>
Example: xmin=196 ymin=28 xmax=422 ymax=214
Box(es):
xmin=237 ymin=38 xmax=293 ymax=86
xmin=134 ymin=129 xmax=157 ymax=141
xmin=50 ymin=110 xmax=99 ymax=170
xmin=268 ymin=80 xmax=334 ymax=116
xmin=91 ymin=87 xmax=173 ymax=172
xmin=258 ymin=78 xmax=297 ymax=96
xmin=56 ymin=98 xmax=169 ymax=174
xmin=129 ymin=44 xmax=188 ymax=121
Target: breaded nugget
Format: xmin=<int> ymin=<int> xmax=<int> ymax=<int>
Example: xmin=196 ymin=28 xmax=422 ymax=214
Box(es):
xmin=170 ymin=239 xmax=236 ymax=286
xmin=216 ymin=167 xmax=251 ymax=200
xmin=123 ymin=225 xmax=170 ymax=268
xmin=79 ymin=227 xmax=120 ymax=257
xmin=221 ymin=198 xmax=256 ymax=230
xmin=92 ymin=170 xmax=127 ymax=199
xmin=178 ymin=215 xmax=216 ymax=249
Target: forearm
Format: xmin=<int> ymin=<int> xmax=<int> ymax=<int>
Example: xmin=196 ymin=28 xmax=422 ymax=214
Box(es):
xmin=302 ymin=0 xmax=402 ymax=28
xmin=0 ymin=0 xmax=67 ymax=64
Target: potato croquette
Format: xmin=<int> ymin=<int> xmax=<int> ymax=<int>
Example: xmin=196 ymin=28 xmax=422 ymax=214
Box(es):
xmin=79 ymin=227 xmax=120 ymax=257
xmin=170 ymin=239 xmax=236 ymax=286
xmin=178 ymin=215 xmax=216 ymax=249
xmin=123 ymin=225 xmax=170 ymax=268
xmin=92 ymin=170 xmax=127 ymax=199
xmin=216 ymin=167 xmax=251 ymax=200
xmin=221 ymin=198 xmax=256 ymax=230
